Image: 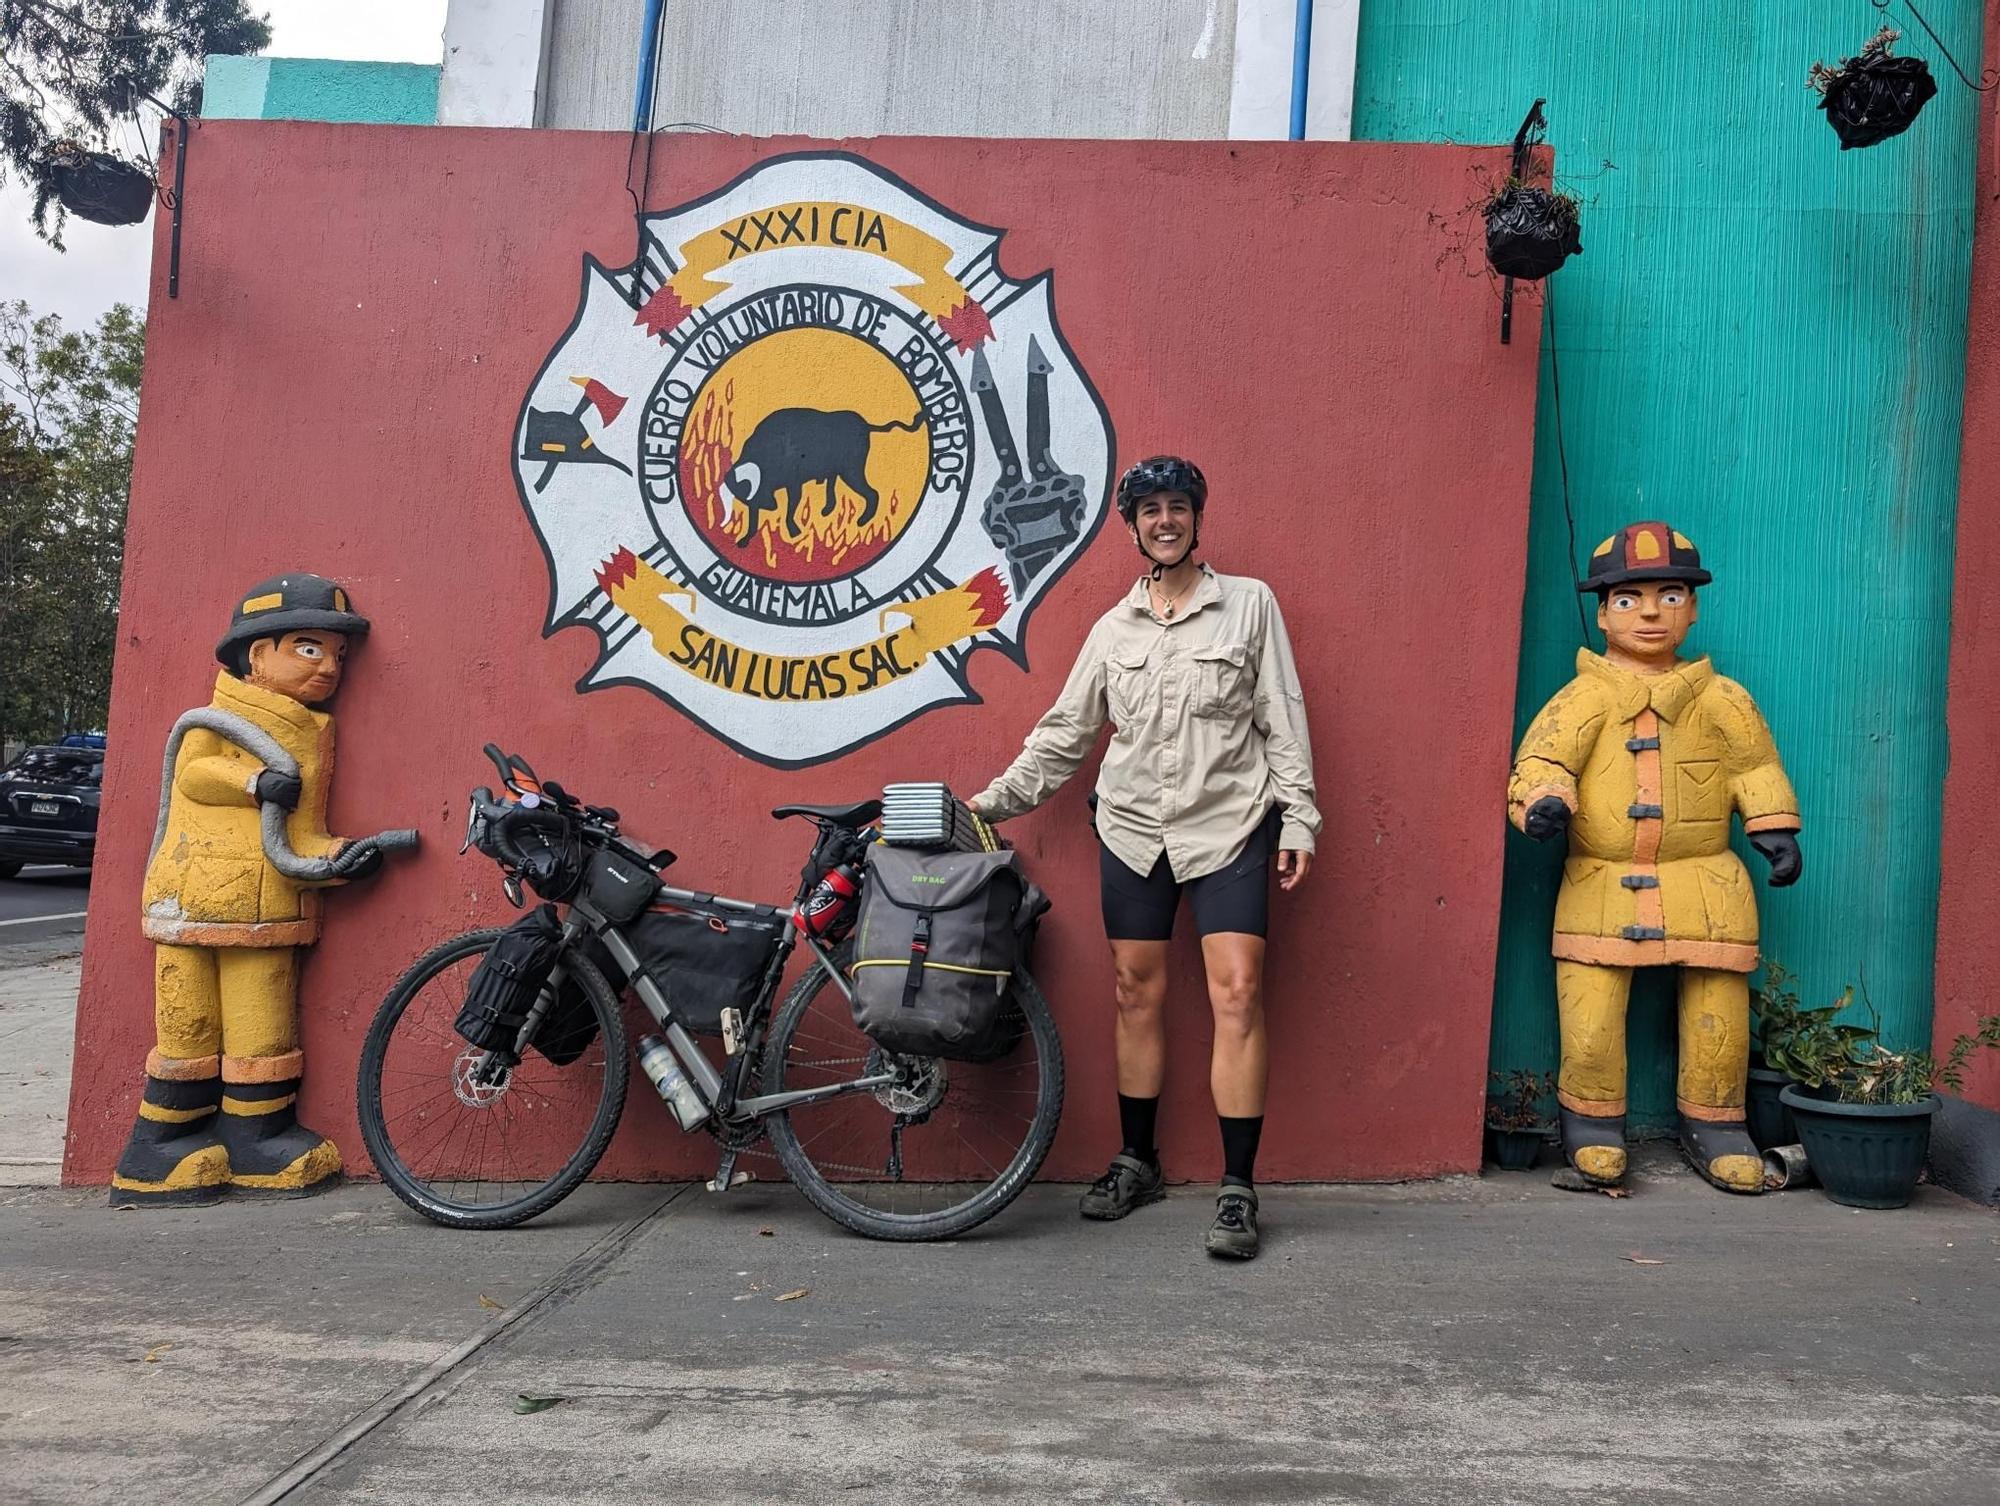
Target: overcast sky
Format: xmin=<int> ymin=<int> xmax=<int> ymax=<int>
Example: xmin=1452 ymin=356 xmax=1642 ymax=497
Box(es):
xmin=2 ymin=1 xmax=447 ymax=332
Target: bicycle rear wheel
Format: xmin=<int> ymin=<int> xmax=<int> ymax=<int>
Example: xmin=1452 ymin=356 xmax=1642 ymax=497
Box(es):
xmin=763 ymin=960 xmax=1064 ymax=1241
xmin=357 ymin=926 xmax=629 ymax=1230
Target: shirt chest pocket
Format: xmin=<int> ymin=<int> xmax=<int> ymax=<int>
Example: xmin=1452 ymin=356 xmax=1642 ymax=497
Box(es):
xmin=1190 ymin=642 xmax=1253 ymax=721
xmin=1675 ymin=759 xmax=1729 ymax=823
xmin=1106 ymin=650 xmax=1156 ymax=726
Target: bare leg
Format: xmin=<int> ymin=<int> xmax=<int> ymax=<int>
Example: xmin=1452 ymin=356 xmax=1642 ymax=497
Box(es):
xmin=1108 ymin=939 xmax=1169 ymax=1097
xmin=1201 ymin=932 xmax=1267 ymax=1117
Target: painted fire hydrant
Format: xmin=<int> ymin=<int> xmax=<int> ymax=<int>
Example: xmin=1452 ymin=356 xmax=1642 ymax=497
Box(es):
xmin=110 ymin=574 xmax=417 ymax=1205
xmin=1508 ymin=523 xmax=1802 ymax=1193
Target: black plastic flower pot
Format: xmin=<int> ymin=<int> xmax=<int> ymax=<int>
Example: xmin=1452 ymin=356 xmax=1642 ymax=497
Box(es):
xmin=1778 ymin=1085 xmax=1939 ymax=1209
xmin=1819 ymin=53 xmax=1937 ymax=150
xmin=1483 ymin=185 xmax=1581 ymax=281
xmin=51 ymin=151 xmax=156 ymax=227
xmin=1484 ymin=1125 xmax=1548 ymax=1171
xmin=1745 ymin=1067 xmax=1796 ymax=1151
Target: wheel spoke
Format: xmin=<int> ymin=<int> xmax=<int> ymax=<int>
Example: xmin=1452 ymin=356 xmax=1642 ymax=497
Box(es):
xmin=359 ymin=928 xmax=628 ymax=1227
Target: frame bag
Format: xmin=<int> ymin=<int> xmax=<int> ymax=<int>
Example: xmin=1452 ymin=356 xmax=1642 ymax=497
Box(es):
xmin=630 ymin=900 xmax=786 ymax=1035
xmin=849 ymin=847 xmax=1035 ymax=1061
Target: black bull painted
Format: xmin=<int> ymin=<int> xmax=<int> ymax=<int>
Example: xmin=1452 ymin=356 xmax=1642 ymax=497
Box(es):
xmin=720 ymin=407 xmax=924 ymax=545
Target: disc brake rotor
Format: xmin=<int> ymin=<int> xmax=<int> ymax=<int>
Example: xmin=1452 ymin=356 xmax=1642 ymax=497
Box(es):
xmin=867 ymin=1047 xmax=948 ymax=1118
xmin=452 ymin=1047 xmax=512 ymax=1109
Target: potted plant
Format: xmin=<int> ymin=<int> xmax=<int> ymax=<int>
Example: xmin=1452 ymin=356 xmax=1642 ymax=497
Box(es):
xmin=1748 ymin=964 xmax=1873 ymax=1151
xmin=1484 ymin=1070 xmax=1555 ymax=1171
xmin=1778 ymin=1011 xmax=2000 ymax=1209
xmin=1483 ymin=180 xmax=1582 ymax=281
xmin=1808 ymin=25 xmax=1938 ymax=152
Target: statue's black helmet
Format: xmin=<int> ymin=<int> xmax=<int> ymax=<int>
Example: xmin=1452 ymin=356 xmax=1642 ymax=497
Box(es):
xmin=215 ymin=574 xmax=371 ymax=669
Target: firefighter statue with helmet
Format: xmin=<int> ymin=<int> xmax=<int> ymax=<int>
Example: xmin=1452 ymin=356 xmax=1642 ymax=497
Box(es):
xmin=1508 ymin=523 xmax=1803 ymax=1193
xmin=110 ymin=574 xmax=417 ymax=1205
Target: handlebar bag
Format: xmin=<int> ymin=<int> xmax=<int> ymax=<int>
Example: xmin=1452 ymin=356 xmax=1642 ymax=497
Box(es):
xmin=848 ymin=847 xmax=1032 ymax=1061
xmin=631 ymin=899 xmax=786 ymax=1035
xmin=455 ymin=905 xmax=565 ymax=1056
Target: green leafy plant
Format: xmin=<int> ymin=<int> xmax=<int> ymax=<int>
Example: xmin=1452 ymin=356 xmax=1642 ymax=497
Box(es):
xmin=1832 ymin=1016 xmax=2000 ymax=1106
xmin=1765 ymin=970 xmax=2000 ymax=1106
xmin=1754 ymin=969 xmax=1878 ymax=1087
xmin=1485 ymin=1069 xmax=1555 ymax=1131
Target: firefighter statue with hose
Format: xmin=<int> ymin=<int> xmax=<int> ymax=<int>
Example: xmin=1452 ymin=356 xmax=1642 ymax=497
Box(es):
xmin=1508 ymin=524 xmax=1803 ymax=1194
xmin=110 ymin=574 xmax=418 ymax=1205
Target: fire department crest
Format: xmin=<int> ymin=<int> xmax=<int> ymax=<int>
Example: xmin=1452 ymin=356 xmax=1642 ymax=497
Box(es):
xmin=514 ymin=152 xmax=1114 ymax=767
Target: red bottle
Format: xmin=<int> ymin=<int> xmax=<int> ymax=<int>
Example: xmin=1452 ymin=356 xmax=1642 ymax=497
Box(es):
xmin=795 ymin=860 xmax=862 ymax=939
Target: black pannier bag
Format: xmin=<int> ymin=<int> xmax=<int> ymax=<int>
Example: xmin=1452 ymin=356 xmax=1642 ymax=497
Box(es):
xmin=452 ymin=906 xmax=614 ymax=1067
xmin=455 ymin=905 xmax=565 ymax=1056
xmin=630 ymin=899 xmax=786 ymax=1035
xmin=848 ymin=847 xmax=1035 ymax=1061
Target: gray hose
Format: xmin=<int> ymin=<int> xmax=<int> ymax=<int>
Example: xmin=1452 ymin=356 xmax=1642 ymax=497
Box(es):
xmin=150 ymin=707 xmax=418 ymax=881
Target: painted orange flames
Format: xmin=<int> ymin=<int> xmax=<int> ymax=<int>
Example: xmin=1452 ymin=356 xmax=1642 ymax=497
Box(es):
xmin=675 ymin=330 xmax=930 ymax=585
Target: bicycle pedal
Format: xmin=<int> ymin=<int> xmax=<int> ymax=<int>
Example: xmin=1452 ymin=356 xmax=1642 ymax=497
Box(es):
xmin=705 ymin=1170 xmax=753 ymax=1193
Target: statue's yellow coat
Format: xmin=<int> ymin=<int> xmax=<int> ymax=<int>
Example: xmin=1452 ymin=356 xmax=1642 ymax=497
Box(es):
xmin=1508 ymin=651 xmax=1801 ymax=974
xmin=140 ymin=672 xmax=345 ymax=948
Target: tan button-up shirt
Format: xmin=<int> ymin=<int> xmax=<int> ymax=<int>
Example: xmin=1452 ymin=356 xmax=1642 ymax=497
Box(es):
xmin=973 ymin=566 xmax=1321 ymax=881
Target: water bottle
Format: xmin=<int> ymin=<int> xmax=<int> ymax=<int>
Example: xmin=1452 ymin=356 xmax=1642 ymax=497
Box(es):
xmin=795 ymin=859 xmax=862 ymax=940
xmin=638 ymin=1035 xmax=710 ymax=1131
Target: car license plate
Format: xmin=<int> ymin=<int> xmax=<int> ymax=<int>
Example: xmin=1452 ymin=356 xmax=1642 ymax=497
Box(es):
xmin=29 ymin=800 xmax=59 ymax=816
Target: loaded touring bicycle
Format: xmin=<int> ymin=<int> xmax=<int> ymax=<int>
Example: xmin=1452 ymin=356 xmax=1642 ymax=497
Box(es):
xmin=357 ymin=746 xmax=1063 ymax=1240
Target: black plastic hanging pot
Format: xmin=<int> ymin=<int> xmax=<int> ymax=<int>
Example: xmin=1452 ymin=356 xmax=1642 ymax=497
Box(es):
xmin=1484 ymin=185 xmax=1582 ymax=281
xmin=1814 ymin=35 xmax=1939 ymax=150
xmin=47 ymin=146 xmax=156 ymax=227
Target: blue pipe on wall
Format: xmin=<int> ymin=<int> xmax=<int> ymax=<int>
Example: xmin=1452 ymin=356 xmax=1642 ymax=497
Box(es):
xmin=1288 ymin=0 xmax=1315 ymax=140
xmin=632 ymin=0 xmax=666 ymax=132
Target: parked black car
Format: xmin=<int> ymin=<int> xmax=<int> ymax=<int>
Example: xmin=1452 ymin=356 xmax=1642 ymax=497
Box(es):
xmin=0 ymin=745 xmax=104 ymax=876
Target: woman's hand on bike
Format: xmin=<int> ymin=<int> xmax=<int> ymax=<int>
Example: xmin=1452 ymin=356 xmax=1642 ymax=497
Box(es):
xmin=1277 ymin=848 xmax=1312 ymax=892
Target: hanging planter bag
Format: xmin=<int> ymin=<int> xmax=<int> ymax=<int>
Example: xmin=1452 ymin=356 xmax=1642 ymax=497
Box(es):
xmin=1483 ymin=185 xmax=1582 ymax=281
xmin=46 ymin=144 xmax=156 ymax=226
xmin=1812 ymin=31 xmax=1938 ymax=150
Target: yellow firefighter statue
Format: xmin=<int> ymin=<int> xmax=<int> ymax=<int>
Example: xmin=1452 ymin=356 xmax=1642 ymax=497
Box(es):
xmin=110 ymin=574 xmax=417 ymax=1205
xmin=1508 ymin=523 xmax=1802 ymax=1193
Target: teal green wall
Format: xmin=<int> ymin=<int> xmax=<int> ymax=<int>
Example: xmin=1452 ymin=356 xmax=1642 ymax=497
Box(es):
xmin=203 ymin=56 xmax=439 ymax=125
xmin=1354 ymin=4 xmax=1979 ymax=1124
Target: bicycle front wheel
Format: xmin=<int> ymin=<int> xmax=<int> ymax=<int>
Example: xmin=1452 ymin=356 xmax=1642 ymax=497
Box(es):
xmin=763 ymin=961 xmax=1064 ymax=1241
xmin=357 ymin=927 xmax=629 ymax=1230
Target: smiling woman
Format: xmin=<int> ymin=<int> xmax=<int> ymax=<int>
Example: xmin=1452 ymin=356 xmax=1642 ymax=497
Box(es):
xmin=968 ymin=453 xmax=1322 ymax=1261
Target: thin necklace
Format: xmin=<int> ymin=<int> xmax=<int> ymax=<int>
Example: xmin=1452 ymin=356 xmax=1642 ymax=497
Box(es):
xmin=1152 ymin=570 xmax=1198 ymax=620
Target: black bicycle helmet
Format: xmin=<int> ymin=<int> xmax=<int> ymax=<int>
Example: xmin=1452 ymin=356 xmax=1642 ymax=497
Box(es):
xmin=1115 ymin=455 xmax=1208 ymax=521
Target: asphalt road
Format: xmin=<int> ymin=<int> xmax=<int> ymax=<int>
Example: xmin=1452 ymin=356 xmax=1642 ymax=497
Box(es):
xmin=0 ymin=866 xmax=90 ymax=945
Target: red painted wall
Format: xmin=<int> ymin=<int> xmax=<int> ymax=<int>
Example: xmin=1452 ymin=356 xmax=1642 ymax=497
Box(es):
xmin=65 ymin=124 xmax=1541 ymax=1183
xmin=1935 ymin=3 xmax=2000 ymax=1116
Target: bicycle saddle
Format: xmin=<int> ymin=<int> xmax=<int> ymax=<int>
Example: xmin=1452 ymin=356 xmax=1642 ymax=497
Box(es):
xmin=770 ymin=798 xmax=884 ymax=828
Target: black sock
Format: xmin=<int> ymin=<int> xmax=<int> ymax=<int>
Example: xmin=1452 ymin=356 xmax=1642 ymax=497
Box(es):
xmin=1219 ymin=1115 xmax=1263 ymax=1188
xmin=1118 ymin=1093 xmax=1159 ymax=1164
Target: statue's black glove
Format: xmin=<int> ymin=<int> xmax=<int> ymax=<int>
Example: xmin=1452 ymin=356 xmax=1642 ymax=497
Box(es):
xmin=1749 ymin=829 xmax=1803 ymax=887
xmin=253 ymin=769 xmax=302 ymax=810
xmin=338 ymin=843 xmax=384 ymax=881
xmin=1523 ymin=795 xmax=1573 ymax=842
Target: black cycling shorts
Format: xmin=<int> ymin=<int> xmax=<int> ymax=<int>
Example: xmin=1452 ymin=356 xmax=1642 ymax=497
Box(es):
xmin=1099 ymin=810 xmax=1280 ymax=941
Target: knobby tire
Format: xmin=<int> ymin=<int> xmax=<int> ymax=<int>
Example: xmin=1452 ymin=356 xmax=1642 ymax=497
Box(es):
xmin=357 ymin=926 xmax=630 ymax=1230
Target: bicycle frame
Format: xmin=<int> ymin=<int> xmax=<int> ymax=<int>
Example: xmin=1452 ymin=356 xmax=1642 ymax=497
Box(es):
xmin=559 ymin=859 xmax=898 ymax=1127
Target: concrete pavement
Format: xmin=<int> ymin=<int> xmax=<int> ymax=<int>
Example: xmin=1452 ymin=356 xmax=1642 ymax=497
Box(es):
xmin=0 ymin=935 xmax=80 ymax=1185
xmin=4 ymin=948 xmax=1997 ymax=1504
xmin=3 ymin=1156 xmax=1997 ymax=1506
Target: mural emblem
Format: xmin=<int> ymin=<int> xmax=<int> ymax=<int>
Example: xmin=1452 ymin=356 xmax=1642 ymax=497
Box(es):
xmin=515 ymin=153 xmax=1114 ymax=767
